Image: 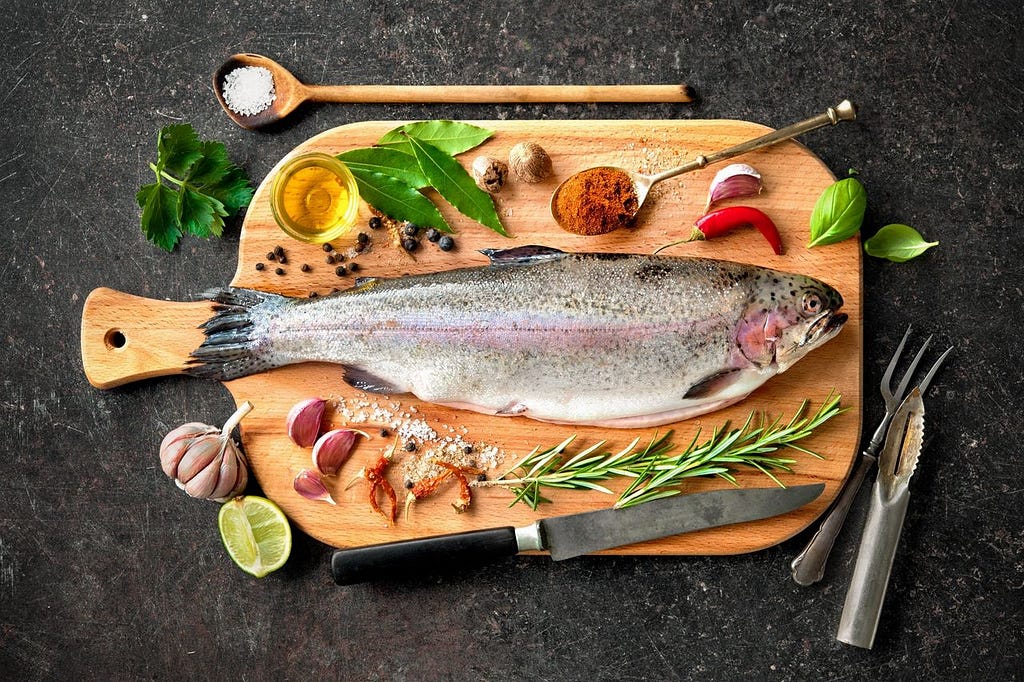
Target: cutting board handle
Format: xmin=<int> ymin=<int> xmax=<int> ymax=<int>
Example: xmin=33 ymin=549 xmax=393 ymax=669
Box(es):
xmin=80 ymin=287 xmax=215 ymax=389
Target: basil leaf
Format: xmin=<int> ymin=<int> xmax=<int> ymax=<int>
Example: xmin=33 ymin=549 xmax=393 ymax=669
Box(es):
xmin=378 ymin=120 xmax=494 ymax=156
xmin=337 ymin=147 xmax=429 ymax=189
xmin=347 ymin=167 xmax=452 ymax=233
xmin=808 ymin=176 xmax=867 ymax=247
xmin=406 ymin=136 xmax=508 ymax=237
xmin=863 ymin=224 xmax=938 ymax=262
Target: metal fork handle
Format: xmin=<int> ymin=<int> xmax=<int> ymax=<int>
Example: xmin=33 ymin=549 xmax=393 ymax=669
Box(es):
xmin=790 ymin=451 xmax=877 ymax=586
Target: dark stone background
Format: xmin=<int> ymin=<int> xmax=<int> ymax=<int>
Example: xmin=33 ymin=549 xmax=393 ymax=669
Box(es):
xmin=1 ymin=1 xmax=1020 ymax=679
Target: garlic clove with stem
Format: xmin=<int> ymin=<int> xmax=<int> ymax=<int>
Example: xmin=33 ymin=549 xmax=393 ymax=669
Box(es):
xmin=286 ymin=398 xmax=327 ymax=448
xmin=704 ymin=163 xmax=763 ymax=213
xmin=293 ymin=469 xmax=336 ymax=504
xmin=312 ymin=428 xmax=367 ymax=476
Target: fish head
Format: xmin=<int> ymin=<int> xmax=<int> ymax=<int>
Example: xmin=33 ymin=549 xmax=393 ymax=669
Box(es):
xmin=736 ymin=274 xmax=847 ymax=372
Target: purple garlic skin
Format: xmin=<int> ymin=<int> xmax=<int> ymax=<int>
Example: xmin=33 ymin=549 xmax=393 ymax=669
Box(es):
xmin=704 ymin=163 xmax=763 ymax=213
xmin=159 ymin=402 xmax=252 ymax=502
xmin=293 ymin=469 xmax=336 ymax=504
xmin=287 ymin=398 xmax=326 ymax=448
xmin=311 ymin=429 xmax=359 ymax=476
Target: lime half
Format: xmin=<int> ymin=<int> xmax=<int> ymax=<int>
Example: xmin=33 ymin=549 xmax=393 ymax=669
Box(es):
xmin=218 ymin=496 xmax=292 ymax=578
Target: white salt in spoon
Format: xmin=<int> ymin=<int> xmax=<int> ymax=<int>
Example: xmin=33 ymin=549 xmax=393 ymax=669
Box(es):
xmin=213 ymin=53 xmax=696 ymax=130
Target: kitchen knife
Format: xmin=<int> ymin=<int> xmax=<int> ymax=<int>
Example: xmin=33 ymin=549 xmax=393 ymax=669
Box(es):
xmin=332 ymin=483 xmax=825 ymax=585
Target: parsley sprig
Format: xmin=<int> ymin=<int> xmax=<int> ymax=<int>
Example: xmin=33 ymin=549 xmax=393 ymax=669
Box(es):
xmin=480 ymin=393 xmax=844 ymax=510
xmin=136 ymin=124 xmax=254 ymax=251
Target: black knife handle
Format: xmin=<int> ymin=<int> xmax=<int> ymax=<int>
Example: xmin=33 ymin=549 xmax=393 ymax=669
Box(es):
xmin=331 ymin=527 xmax=519 ymax=585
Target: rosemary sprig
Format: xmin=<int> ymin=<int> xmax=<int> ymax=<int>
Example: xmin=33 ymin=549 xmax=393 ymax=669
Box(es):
xmin=479 ymin=392 xmax=844 ymax=510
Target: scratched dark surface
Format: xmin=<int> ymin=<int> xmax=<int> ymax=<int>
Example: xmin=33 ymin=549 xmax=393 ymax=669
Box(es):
xmin=1 ymin=1 xmax=1021 ymax=679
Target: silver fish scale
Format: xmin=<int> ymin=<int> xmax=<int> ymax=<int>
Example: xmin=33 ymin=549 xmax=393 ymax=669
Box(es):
xmin=244 ymin=253 xmax=843 ymax=426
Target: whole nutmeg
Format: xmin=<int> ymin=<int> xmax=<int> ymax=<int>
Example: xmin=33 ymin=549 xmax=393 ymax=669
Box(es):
xmin=471 ymin=155 xmax=508 ymax=194
xmin=159 ymin=401 xmax=252 ymax=502
xmin=508 ymin=142 xmax=553 ymax=183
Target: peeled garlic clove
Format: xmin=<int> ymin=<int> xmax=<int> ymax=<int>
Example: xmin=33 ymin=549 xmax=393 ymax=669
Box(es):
xmin=704 ymin=163 xmax=763 ymax=212
xmin=294 ymin=469 xmax=336 ymax=504
xmin=286 ymin=398 xmax=326 ymax=448
xmin=311 ymin=429 xmax=359 ymax=476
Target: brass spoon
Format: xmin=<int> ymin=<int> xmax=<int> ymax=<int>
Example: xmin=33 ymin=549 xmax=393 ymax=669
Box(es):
xmin=550 ymin=100 xmax=858 ymax=234
xmin=213 ymin=53 xmax=696 ymax=131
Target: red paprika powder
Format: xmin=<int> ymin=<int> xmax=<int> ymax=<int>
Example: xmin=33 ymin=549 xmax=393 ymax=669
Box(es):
xmin=553 ymin=167 xmax=639 ymax=235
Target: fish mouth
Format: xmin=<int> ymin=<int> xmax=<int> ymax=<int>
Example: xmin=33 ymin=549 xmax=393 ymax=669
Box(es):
xmin=803 ymin=310 xmax=848 ymax=345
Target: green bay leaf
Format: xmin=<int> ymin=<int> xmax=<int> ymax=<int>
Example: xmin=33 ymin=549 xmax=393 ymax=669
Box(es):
xmin=347 ymin=167 xmax=452 ymax=233
xmin=377 ymin=120 xmax=494 ymax=156
xmin=406 ymin=136 xmax=508 ymax=237
xmin=808 ymin=176 xmax=867 ymax=248
xmin=337 ymin=147 xmax=428 ymax=189
xmin=863 ymin=224 xmax=938 ymax=262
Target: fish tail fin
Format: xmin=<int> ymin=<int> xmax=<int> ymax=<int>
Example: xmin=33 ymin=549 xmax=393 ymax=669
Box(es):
xmin=187 ymin=287 xmax=292 ymax=382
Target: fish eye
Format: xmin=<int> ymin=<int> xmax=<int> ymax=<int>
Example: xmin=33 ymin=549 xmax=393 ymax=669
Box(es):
xmin=802 ymin=293 xmax=823 ymax=315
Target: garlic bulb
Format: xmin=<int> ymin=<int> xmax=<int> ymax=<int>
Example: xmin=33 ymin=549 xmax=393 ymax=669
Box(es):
xmin=160 ymin=401 xmax=252 ymax=502
xmin=704 ymin=163 xmax=763 ymax=213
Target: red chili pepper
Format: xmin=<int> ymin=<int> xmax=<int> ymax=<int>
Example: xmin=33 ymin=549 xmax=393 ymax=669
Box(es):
xmin=689 ymin=206 xmax=783 ymax=255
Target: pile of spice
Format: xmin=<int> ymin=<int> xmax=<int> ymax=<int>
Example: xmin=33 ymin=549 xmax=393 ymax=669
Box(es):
xmin=221 ymin=66 xmax=276 ymax=116
xmin=553 ymin=167 xmax=639 ymax=235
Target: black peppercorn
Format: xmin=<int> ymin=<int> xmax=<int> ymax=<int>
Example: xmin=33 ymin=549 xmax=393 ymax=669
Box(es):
xmin=325 ymin=254 xmax=335 ymax=264
xmin=309 ymin=292 xmax=319 ymax=298
xmin=322 ymin=243 xmax=333 ymax=252
xmin=402 ymin=222 xmax=420 ymax=236
xmin=425 ymin=228 xmax=441 ymax=243
xmin=354 ymin=241 xmax=366 ymax=253
xmin=357 ymin=232 xmax=370 ymax=245
xmin=368 ymin=216 xmax=383 ymax=230
xmin=476 ymin=473 xmax=487 ymax=482
xmin=255 ymin=262 xmax=265 ymax=271
xmin=401 ymin=237 xmax=419 ymax=252
xmin=404 ymin=441 xmax=417 ymax=452
xmin=379 ymin=428 xmax=390 ymax=438
xmin=333 ymin=252 xmax=344 ymax=262
xmin=301 ymin=263 xmax=311 ymax=272
xmin=267 ymin=251 xmax=276 ymax=261
xmin=278 ymin=254 xmax=287 ymax=264
xmin=462 ymin=444 xmax=473 ymax=455
xmin=275 ymin=267 xmax=285 ymax=276
xmin=348 ymin=262 xmax=360 ymax=272
xmin=404 ymin=480 xmax=414 ymax=490
xmin=438 ymin=235 xmax=455 ymax=251
xmin=274 ymin=245 xmax=284 ymax=256
xmin=335 ymin=265 xmax=347 ymax=276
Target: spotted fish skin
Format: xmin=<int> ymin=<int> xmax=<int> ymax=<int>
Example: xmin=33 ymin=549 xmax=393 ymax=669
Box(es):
xmin=189 ymin=246 xmax=846 ymax=428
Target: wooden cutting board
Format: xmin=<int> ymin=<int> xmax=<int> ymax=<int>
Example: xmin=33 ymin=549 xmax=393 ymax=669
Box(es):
xmin=81 ymin=119 xmax=862 ymax=555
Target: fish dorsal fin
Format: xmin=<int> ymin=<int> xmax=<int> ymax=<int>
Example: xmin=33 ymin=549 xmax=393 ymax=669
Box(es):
xmin=479 ymin=245 xmax=567 ymax=266
xmin=343 ymin=366 xmax=401 ymax=395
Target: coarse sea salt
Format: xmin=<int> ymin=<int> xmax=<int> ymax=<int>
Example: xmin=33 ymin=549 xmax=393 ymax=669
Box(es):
xmin=221 ymin=66 xmax=276 ymax=116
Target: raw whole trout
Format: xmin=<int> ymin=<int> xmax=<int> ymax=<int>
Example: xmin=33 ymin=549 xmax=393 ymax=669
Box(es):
xmin=189 ymin=246 xmax=847 ymax=428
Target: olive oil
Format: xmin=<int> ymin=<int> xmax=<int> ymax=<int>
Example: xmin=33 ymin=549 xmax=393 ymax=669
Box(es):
xmin=271 ymin=153 xmax=360 ymax=243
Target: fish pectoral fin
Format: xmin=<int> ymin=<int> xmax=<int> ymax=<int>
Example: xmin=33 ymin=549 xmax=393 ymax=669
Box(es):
xmin=683 ymin=369 xmax=743 ymax=399
xmin=495 ymin=401 xmax=529 ymax=416
xmin=342 ymin=366 xmax=402 ymax=395
xmin=480 ymin=245 xmax=566 ymax=266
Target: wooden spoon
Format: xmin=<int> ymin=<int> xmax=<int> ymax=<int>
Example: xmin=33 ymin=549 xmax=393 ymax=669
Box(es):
xmin=213 ymin=53 xmax=695 ymax=130
xmin=549 ymin=100 xmax=857 ymax=234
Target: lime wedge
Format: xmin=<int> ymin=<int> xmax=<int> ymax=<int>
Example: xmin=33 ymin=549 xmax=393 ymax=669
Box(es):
xmin=218 ymin=496 xmax=292 ymax=578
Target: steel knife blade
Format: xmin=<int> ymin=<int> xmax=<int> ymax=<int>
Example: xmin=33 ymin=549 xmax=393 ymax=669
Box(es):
xmin=332 ymin=483 xmax=824 ymax=585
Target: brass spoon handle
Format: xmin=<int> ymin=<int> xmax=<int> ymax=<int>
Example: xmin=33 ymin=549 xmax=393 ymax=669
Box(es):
xmin=649 ymin=100 xmax=858 ymax=184
xmin=304 ymin=83 xmax=695 ymax=104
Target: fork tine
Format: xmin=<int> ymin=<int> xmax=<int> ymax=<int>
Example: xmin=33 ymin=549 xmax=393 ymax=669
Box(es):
xmin=917 ymin=345 xmax=953 ymax=394
xmin=881 ymin=326 xmax=913 ymax=403
xmin=893 ymin=335 xmax=933 ymax=403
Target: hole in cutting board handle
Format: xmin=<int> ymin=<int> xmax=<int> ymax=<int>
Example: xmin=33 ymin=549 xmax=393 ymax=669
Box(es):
xmin=104 ymin=329 xmax=127 ymax=350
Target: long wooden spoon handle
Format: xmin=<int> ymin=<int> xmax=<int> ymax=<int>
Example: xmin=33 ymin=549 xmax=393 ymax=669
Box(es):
xmin=80 ymin=287 xmax=213 ymax=389
xmin=305 ymin=83 xmax=694 ymax=104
